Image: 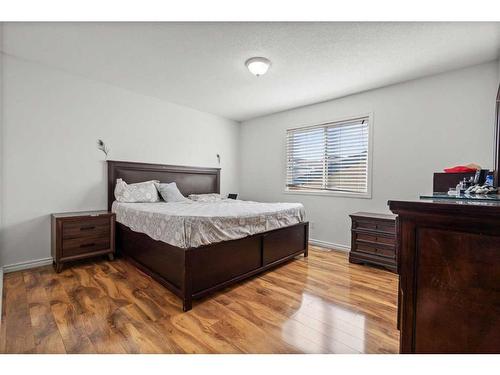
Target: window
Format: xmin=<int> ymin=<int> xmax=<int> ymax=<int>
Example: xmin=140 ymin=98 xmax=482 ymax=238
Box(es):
xmin=286 ymin=116 xmax=371 ymax=196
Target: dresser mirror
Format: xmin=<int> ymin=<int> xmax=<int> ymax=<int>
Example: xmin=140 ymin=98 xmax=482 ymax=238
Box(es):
xmin=494 ymin=83 xmax=500 ymax=187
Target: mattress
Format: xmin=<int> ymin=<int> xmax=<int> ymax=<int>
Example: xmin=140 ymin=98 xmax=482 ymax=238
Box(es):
xmin=112 ymin=199 xmax=305 ymax=249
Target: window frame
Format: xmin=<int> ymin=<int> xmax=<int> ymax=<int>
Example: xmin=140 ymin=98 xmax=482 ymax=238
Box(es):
xmin=283 ymin=112 xmax=373 ymax=199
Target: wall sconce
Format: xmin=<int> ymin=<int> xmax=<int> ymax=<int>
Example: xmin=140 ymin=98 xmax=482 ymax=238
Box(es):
xmin=97 ymin=139 xmax=110 ymax=159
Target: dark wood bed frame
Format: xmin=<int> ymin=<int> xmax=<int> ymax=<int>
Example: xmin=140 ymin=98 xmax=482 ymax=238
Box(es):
xmin=107 ymin=160 xmax=309 ymax=311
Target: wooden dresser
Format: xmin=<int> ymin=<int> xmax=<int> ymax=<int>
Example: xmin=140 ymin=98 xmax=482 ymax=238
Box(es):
xmin=349 ymin=212 xmax=397 ymax=273
xmin=51 ymin=210 xmax=115 ymax=272
xmin=389 ymin=198 xmax=500 ymax=353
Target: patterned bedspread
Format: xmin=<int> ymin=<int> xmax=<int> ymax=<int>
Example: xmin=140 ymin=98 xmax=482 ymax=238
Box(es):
xmin=112 ymin=199 xmax=305 ymax=249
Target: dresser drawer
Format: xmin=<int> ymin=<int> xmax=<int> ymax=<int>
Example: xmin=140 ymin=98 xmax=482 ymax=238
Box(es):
xmin=355 ymin=242 xmax=395 ymax=259
xmin=62 ymin=236 xmax=111 ymax=258
xmin=62 ymin=217 xmax=110 ymax=239
xmin=356 ymin=232 xmax=395 ymax=246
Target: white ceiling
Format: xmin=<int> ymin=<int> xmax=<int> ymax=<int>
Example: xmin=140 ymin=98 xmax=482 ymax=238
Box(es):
xmin=2 ymin=22 xmax=500 ymax=121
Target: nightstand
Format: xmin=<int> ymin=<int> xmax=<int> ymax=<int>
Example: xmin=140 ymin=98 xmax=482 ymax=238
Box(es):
xmin=51 ymin=210 xmax=115 ymax=272
xmin=349 ymin=212 xmax=397 ymax=273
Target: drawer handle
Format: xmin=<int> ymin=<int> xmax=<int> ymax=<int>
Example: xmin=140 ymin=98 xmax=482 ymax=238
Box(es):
xmin=80 ymin=243 xmax=95 ymax=248
xmin=80 ymin=226 xmax=95 ymax=231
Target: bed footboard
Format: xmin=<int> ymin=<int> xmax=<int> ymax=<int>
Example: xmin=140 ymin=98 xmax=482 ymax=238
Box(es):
xmin=117 ymin=221 xmax=309 ymax=312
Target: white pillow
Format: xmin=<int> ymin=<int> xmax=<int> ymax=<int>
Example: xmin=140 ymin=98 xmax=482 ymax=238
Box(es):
xmin=188 ymin=193 xmax=222 ymax=203
xmin=156 ymin=182 xmax=190 ymax=202
xmin=114 ymin=179 xmax=160 ymax=203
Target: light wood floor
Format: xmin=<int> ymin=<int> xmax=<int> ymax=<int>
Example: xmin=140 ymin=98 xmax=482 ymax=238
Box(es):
xmin=0 ymin=246 xmax=399 ymax=353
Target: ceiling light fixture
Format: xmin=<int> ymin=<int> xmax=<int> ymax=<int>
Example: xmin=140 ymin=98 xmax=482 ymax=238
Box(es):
xmin=245 ymin=57 xmax=271 ymax=77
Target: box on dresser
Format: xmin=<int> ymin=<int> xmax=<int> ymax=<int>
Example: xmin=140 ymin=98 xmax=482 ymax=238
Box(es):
xmin=349 ymin=212 xmax=397 ymax=273
xmin=51 ymin=210 xmax=115 ymax=272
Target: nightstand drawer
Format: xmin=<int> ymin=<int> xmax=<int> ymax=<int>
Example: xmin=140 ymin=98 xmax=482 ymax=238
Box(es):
xmin=62 ymin=217 xmax=110 ymax=239
xmin=356 ymin=242 xmax=395 ymax=259
xmin=62 ymin=236 xmax=111 ymax=258
xmin=354 ymin=220 xmax=395 ymax=234
xmin=356 ymin=232 xmax=395 ymax=246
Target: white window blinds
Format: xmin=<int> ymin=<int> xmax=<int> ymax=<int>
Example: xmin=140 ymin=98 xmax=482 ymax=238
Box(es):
xmin=286 ymin=116 xmax=370 ymax=194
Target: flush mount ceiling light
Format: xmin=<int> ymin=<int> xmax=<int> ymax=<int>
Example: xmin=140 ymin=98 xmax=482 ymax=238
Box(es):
xmin=245 ymin=57 xmax=271 ymax=77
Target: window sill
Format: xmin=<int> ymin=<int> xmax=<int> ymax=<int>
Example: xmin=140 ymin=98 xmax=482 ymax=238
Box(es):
xmin=283 ymin=189 xmax=372 ymax=199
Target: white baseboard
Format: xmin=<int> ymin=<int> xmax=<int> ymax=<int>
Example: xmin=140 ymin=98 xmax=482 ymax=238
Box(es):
xmin=3 ymin=257 xmax=53 ymax=274
xmin=309 ymin=238 xmax=350 ymax=252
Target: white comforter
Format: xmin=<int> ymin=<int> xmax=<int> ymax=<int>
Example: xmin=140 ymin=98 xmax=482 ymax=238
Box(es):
xmin=112 ymin=199 xmax=305 ymax=249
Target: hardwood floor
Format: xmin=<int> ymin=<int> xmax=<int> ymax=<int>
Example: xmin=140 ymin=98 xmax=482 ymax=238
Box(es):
xmin=0 ymin=246 xmax=399 ymax=353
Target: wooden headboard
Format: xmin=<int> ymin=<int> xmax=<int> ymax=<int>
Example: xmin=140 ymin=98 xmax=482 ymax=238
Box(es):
xmin=107 ymin=160 xmax=220 ymax=211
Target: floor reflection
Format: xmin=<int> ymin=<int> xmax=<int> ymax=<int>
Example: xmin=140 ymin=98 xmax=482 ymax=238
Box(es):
xmin=277 ymin=249 xmax=398 ymax=354
xmin=0 ymin=247 xmax=399 ymax=353
xmin=282 ymin=292 xmax=366 ymax=353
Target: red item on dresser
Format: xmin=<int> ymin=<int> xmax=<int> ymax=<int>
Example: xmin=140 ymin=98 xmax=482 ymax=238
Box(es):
xmin=443 ymin=166 xmax=477 ymax=173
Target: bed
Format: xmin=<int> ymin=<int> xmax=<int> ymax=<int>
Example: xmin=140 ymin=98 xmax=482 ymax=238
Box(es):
xmin=107 ymin=160 xmax=309 ymax=311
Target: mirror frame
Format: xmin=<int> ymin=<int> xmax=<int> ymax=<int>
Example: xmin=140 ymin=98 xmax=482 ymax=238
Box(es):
xmin=495 ymin=84 xmax=500 ymax=187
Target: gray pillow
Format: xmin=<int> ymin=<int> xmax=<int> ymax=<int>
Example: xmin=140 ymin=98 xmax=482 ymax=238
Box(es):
xmin=156 ymin=182 xmax=190 ymax=202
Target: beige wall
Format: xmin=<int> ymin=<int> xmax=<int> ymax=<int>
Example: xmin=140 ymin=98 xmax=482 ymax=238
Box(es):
xmin=240 ymin=61 xmax=499 ymax=249
xmin=1 ymin=55 xmax=240 ymax=267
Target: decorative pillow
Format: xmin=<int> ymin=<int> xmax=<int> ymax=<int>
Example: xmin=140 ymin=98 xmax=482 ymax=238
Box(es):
xmin=156 ymin=182 xmax=190 ymax=202
xmin=114 ymin=179 xmax=160 ymax=203
xmin=188 ymin=193 xmax=223 ymax=203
